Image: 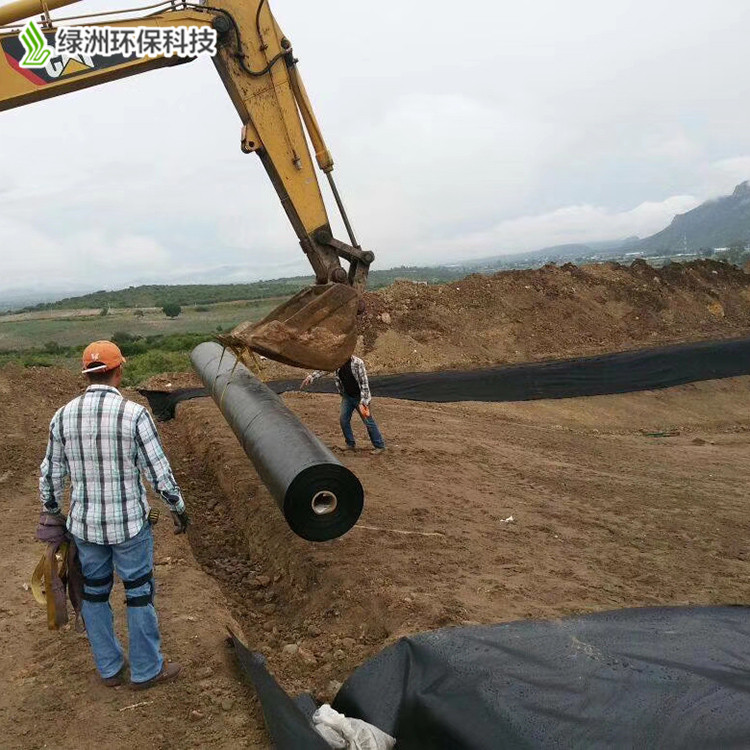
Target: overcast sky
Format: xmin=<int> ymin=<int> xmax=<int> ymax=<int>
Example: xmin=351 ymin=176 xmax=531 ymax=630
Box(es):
xmin=2 ymin=0 xmax=750 ymax=295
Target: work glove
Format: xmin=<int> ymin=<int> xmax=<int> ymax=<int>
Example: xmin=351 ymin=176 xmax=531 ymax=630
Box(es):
xmin=35 ymin=511 xmax=67 ymax=544
xmin=171 ymin=509 xmax=190 ymax=535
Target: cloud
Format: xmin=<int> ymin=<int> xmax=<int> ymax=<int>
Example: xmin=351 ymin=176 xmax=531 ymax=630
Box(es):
xmin=703 ymin=156 xmax=750 ymax=196
xmin=0 ymin=216 xmax=172 ymax=291
xmin=411 ymin=194 xmax=701 ymax=260
xmin=2 ymin=0 xmax=750 ymax=295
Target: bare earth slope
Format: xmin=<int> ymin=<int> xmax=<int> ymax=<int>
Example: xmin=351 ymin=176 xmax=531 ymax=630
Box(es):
xmin=142 ymin=259 xmax=750 ymax=388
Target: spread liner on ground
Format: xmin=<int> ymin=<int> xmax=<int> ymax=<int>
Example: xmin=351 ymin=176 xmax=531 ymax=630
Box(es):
xmin=143 ymin=336 xmax=750 ymax=420
xmin=232 ymin=605 xmax=750 ymax=749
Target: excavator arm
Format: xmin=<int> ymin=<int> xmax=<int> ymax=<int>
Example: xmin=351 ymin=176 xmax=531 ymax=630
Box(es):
xmin=0 ymin=0 xmax=373 ymax=370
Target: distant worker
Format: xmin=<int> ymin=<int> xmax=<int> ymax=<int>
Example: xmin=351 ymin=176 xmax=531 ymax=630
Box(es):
xmin=37 ymin=340 xmax=190 ymax=690
xmin=301 ymin=355 xmax=386 ymax=454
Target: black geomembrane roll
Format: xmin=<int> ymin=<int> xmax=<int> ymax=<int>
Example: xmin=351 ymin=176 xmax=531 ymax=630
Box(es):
xmin=191 ymin=342 xmax=363 ymax=542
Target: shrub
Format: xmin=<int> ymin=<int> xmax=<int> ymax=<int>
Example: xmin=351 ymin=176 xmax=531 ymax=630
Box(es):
xmin=111 ymin=331 xmax=138 ymax=344
xmin=111 ymin=331 xmax=147 ymax=357
xmin=162 ymin=303 xmax=182 ymax=318
xmin=21 ymin=353 xmax=55 ymax=367
xmin=99 ymin=307 xmax=109 ymax=317
xmin=133 ymin=309 xmax=145 ymax=317
xmin=122 ymin=349 xmax=191 ymax=386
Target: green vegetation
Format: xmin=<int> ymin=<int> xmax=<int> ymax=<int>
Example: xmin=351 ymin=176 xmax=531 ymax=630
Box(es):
xmin=0 ymin=299 xmax=277 ymax=351
xmin=22 ymin=266 xmax=471 ymax=313
xmin=162 ymin=303 xmax=182 ymax=318
xmin=0 ymin=299 xmax=281 ymax=385
xmin=26 ymin=279 xmax=313 ymax=311
xmin=0 ymin=331 xmax=209 ymax=386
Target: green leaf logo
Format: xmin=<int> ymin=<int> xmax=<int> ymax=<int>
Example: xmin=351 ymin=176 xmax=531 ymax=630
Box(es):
xmin=19 ymin=20 xmax=52 ymax=68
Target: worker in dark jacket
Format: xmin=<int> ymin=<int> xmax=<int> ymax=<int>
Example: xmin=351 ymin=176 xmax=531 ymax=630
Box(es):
xmin=302 ymin=355 xmax=386 ymax=454
xmin=37 ymin=340 xmax=189 ymax=689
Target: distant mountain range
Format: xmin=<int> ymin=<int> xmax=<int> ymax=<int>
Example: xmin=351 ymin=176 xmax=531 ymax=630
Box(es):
xmin=460 ymin=237 xmax=641 ymax=269
xmin=463 ymin=182 xmax=750 ymax=269
xmin=638 ymin=181 xmax=750 ymax=252
xmin=4 ymin=183 xmax=749 ymax=311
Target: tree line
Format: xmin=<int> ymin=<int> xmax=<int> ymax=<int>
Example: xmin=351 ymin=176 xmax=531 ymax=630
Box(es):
xmin=23 ymin=266 xmax=470 ymax=312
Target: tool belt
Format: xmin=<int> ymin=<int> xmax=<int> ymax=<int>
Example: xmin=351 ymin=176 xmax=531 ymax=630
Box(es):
xmin=31 ymin=536 xmax=85 ymax=632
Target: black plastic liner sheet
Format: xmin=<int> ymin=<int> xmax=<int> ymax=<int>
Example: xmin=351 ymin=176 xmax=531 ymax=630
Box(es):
xmin=276 ymin=335 xmax=750 ymax=403
xmin=332 ymin=606 xmax=750 ymax=749
xmin=142 ymin=336 xmax=750 ymax=420
xmin=228 ymin=631 xmax=330 ymax=750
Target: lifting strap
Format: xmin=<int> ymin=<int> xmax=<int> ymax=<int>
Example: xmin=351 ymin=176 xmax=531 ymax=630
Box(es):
xmin=31 ymin=539 xmax=85 ymax=631
xmin=31 ymin=541 xmax=70 ymax=630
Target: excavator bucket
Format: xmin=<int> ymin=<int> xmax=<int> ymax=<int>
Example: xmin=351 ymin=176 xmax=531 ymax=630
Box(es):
xmin=218 ymin=283 xmax=360 ymax=371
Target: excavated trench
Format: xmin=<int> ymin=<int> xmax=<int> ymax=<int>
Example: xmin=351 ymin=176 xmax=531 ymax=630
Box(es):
xmin=158 ymin=399 xmax=396 ymax=703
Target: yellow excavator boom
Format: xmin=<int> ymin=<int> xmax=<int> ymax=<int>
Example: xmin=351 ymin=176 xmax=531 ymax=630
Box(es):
xmin=0 ymin=0 xmax=373 ymax=371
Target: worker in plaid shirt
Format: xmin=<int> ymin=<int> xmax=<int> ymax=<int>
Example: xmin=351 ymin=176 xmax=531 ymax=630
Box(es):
xmin=301 ymin=355 xmax=386 ymax=454
xmin=37 ymin=340 xmax=189 ymax=690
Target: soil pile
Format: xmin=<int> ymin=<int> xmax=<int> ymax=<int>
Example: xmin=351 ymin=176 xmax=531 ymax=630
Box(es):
xmin=141 ymin=260 xmax=750 ymax=389
xmin=0 ymin=365 xmax=80 ymax=478
xmin=357 ymin=259 xmax=750 ymax=373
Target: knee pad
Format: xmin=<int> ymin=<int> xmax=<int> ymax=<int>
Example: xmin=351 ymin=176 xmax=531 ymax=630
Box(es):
xmin=123 ymin=570 xmax=154 ymax=608
xmin=82 ymin=573 xmax=114 ymax=603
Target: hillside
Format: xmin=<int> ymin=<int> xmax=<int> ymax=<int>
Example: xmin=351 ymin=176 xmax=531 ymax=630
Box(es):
xmin=21 ymin=266 xmax=469 ymax=312
xmin=640 ymin=182 xmax=750 ymax=252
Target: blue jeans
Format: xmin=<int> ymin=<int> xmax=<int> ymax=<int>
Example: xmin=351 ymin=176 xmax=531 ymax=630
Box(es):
xmin=75 ymin=523 xmax=163 ymax=683
xmin=340 ymin=395 xmax=385 ymax=448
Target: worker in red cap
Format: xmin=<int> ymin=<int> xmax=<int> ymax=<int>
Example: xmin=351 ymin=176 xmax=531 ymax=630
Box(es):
xmin=37 ymin=340 xmax=189 ymax=689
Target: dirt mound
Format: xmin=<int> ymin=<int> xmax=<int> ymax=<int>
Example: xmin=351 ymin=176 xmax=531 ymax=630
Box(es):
xmin=357 ymin=259 xmax=750 ymax=373
xmin=0 ymin=364 xmax=81 ymax=479
xmin=142 ymin=260 xmax=750 ymax=386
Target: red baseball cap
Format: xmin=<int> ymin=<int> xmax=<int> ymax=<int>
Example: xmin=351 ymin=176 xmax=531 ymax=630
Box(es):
xmin=81 ymin=340 xmax=126 ymax=374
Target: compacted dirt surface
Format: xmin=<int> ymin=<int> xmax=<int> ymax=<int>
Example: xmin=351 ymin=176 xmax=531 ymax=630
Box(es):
xmin=0 ymin=366 xmax=268 ymax=750
xmin=165 ymin=379 xmax=750 ymax=710
xmin=3 ymin=260 xmax=750 ymax=748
